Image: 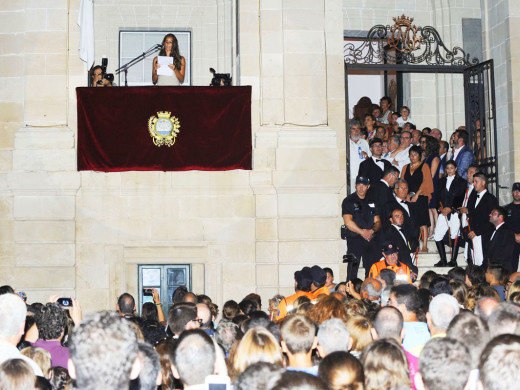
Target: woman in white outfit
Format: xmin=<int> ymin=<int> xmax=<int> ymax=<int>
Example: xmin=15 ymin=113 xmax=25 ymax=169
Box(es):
xmin=152 ymin=34 xmax=186 ymax=86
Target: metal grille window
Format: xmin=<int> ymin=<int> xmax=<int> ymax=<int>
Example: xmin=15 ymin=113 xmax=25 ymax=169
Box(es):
xmin=119 ymin=30 xmax=191 ymax=86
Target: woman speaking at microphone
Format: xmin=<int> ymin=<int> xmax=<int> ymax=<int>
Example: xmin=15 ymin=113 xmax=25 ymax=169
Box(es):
xmin=152 ymin=33 xmax=186 ymax=85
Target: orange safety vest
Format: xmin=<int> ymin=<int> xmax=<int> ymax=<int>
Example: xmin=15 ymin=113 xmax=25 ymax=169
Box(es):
xmin=309 ymin=285 xmax=331 ymax=300
xmin=369 ymin=260 xmax=412 ymax=283
xmin=273 ymin=290 xmax=312 ymax=321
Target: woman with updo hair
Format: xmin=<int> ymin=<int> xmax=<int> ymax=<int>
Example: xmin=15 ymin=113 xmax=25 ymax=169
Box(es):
xmin=346 ymin=316 xmax=373 ymax=359
xmin=318 ymin=351 xmax=364 ymax=390
xmin=360 ymin=338 xmax=411 ymax=390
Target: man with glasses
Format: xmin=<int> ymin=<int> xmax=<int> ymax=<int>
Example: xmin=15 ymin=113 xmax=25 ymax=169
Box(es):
xmin=348 ymin=120 xmax=371 ymax=193
xmin=392 ymin=130 xmax=412 ymax=172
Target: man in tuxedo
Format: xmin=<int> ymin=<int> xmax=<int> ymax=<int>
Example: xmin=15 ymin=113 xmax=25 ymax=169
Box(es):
xmin=486 ymin=206 xmax=516 ymax=272
xmin=457 ymin=165 xmax=478 ymax=264
xmin=438 ymin=140 xmax=449 ymax=177
xmin=358 ymin=138 xmax=393 ymax=184
xmin=380 ymin=209 xmax=418 ymax=276
xmin=385 ymin=179 xmax=420 ymax=253
xmin=450 ymin=130 xmax=474 ymax=179
xmin=367 ymin=166 xmax=400 ymax=222
xmin=505 ymin=183 xmax=520 ymax=273
xmin=465 ymin=172 xmax=498 ymax=266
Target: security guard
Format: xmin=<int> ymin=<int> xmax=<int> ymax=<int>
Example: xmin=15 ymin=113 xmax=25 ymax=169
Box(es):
xmin=342 ymin=175 xmax=381 ymax=281
xmin=505 ymin=182 xmax=520 ymax=272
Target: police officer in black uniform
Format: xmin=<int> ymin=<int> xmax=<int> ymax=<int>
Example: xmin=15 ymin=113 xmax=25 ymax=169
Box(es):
xmin=505 ymin=182 xmax=520 ymax=272
xmin=342 ymin=175 xmax=381 ymax=281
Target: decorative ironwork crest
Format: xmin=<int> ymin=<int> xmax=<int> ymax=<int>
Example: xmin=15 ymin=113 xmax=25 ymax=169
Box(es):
xmin=344 ymin=15 xmax=479 ymax=66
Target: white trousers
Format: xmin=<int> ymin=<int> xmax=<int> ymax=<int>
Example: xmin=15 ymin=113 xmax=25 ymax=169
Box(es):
xmin=433 ymin=213 xmax=461 ymax=242
xmin=465 ymin=235 xmax=483 ymax=265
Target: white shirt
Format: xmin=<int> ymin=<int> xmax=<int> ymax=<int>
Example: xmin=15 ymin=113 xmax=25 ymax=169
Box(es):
xmin=446 ymin=175 xmax=455 ymax=191
xmin=475 ymin=189 xmax=487 ymax=208
xmin=372 ymin=156 xmax=385 ymax=171
xmin=452 ymin=144 xmax=464 ymax=161
xmin=0 ymin=339 xmax=43 ymax=376
xmin=490 ymin=222 xmax=505 ymax=241
xmin=461 ymin=185 xmax=473 ymax=227
xmin=393 ymin=146 xmax=411 ymax=172
xmin=349 ymin=138 xmax=371 ymax=190
xmin=396 ymin=116 xmax=414 ymax=127
xmin=395 ymin=195 xmax=410 ymax=215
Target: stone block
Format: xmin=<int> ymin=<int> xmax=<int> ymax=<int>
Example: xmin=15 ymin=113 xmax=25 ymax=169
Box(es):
xmin=222 ymin=262 xmax=255 ymax=298
xmin=0 ymin=11 xmax=24 ymax=34
xmin=25 ymin=76 xmax=66 ymax=100
xmin=0 ymin=243 xmax=14 ymax=265
xmin=0 ymin=33 xmax=24 ymax=55
xmin=260 ymin=31 xmax=284 ymax=53
xmin=261 ymin=99 xmax=284 ymax=125
xmin=76 ymin=243 xmax=106 ymax=266
xmin=76 ymin=288 xmax=110 ymax=313
xmin=76 ymin=264 xmax=110 ymax=289
xmin=15 ymin=243 xmax=75 ymax=266
xmin=203 ymin=218 xmax=255 ymax=242
xmin=255 ymin=194 xmax=277 ymax=217
xmin=283 ymin=9 xmax=324 ymax=30
xmin=256 ymin=263 xmax=279 ymax=286
xmin=14 ymin=196 xmax=75 ymax=220
xmin=0 ymin=220 xmax=14 ymax=242
xmin=150 ymin=218 xmax=204 ymax=241
xmin=0 ymin=77 xmax=22 ymax=103
xmin=14 ymin=220 xmax=75 ymax=243
xmin=256 ymin=287 xmax=280 ymax=308
xmin=278 ymin=193 xmax=339 ymax=217
xmin=118 ymin=218 xmax=152 ymax=242
xmin=45 ymin=54 xmax=68 ymax=74
xmin=24 ymin=31 xmax=67 ymax=54
xmin=23 ymin=98 xmax=67 ymax=125
xmin=0 ymin=151 xmax=12 ymax=172
xmin=121 ymin=172 xmax=172 ymax=191
xmin=256 ymin=218 xmax=278 ymax=240
xmin=75 ymin=218 xmax=118 ymax=243
xmin=0 ymin=123 xmax=19 ymax=150
xmin=47 ymin=8 xmax=67 ymax=31
xmin=9 ymin=172 xmax=80 ymax=192
xmin=256 ymin=241 xmax=278 ymax=263
xmin=260 ymin=9 xmax=282 ymax=31
xmin=0 ymin=0 xmax=25 ymax=11
xmin=283 ymin=30 xmax=325 ymax=54
xmin=285 ymin=97 xmax=327 ymax=126
xmin=278 ymin=217 xmax=337 ymax=240
xmin=0 ymin=55 xmax=23 ymax=77
xmin=276 ymin=149 xmax=338 ymax=171
xmin=262 ymin=76 xmax=284 ymax=99
xmin=279 ymin=264 xmax=304 ymax=286
xmin=260 ymin=53 xmax=283 ymax=77
xmin=25 ymin=8 xmax=47 ymax=31
xmin=284 ymin=53 xmax=326 ymax=76
xmin=279 ymin=240 xmax=341 ymax=263
xmin=0 ymin=266 xmax=74 ymax=288
xmin=0 ymin=102 xmax=23 ymax=123
xmin=80 ymin=172 xmax=121 ymax=190
xmin=13 ymin=149 xmax=75 ymax=171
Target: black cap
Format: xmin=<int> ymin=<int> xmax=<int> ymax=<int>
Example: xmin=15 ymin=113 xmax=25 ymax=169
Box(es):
xmin=310 ymin=265 xmax=326 ymax=285
xmin=356 ymin=175 xmax=370 ymax=185
xmin=382 ymin=241 xmax=399 ymax=255
xmin=369 ymin=137 xmax=383 ymax=147
xmin=513 ymin=183 xmax=520 ymax=192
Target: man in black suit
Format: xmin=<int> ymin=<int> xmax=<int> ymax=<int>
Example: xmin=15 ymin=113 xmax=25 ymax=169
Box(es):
xmin=367 ymin=166 xmax=400 ymax=222
xmin=358 ymin=138 xmax=393 ymax=184
xmin=385 ymin=179 xmax=420 ymax=253
xmin=465 ymin=172 xmax=498 ymax=266
xmin=505 ymin=183 xmax=520 ymax=273
xmin=486 ymin=206 xmax=516 ymax=272
xmin=380 ymin=209 xmax=418 ymax=276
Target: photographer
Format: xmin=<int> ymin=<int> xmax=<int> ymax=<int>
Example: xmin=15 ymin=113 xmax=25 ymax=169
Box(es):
xmin=91 ymin=65 xmax=112 ymax=87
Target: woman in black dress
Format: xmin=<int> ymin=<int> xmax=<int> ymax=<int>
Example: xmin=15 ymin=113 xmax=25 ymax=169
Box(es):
xmin=401 ymin=145 xmax=434 ymax=252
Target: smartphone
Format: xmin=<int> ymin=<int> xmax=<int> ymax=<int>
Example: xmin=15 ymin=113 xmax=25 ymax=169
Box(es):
xmin=57 ymin=298 xmax=73 ymax=308
xmin=17 ymin=291 xmax=27 ymax=302
xmin=143 ymin=288 xmax=154 ymax=296
xmin=205 ymin=375 xmax=230 ymax=390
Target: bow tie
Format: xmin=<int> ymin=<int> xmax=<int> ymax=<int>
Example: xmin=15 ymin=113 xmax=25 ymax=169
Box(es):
xmin=376 ymin=159 xmax=383 ymax=162
xmin=477 ymin=194 xmax=480 ymax=199
xmin=401 ymin=200 xmax=406 ymax=204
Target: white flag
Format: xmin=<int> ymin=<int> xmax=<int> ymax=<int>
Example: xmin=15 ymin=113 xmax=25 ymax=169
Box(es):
xmin=78 ymin=0 xmax=95 ymax=68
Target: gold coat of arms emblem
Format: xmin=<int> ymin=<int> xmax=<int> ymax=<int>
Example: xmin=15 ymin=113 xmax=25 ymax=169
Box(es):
xmin=148 ymin=111 xmax=181 ymax=147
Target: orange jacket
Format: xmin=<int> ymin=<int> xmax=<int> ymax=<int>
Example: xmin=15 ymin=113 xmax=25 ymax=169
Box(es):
xmin=273 ymin=291 xmax=312 ymax=321
xmin=309 ymin=285 xmax=331 ymax=300
xmin=369 ymin=259 xmax=412 ymax=283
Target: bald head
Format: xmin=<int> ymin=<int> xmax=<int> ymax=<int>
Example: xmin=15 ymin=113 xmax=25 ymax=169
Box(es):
xmin=361 ymin=278 xmax=382 ymax=300
xmin=184 ymin=293 xmax=197 ymax=303
xmin=431 ymin=128 xmax=442 ymax=140
xmin=196 ymin=303 xmax=212 ymax=329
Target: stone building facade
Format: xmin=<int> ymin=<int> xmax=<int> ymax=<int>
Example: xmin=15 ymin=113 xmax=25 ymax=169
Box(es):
xmin=0 ymin=0 xmax=518 ymax=312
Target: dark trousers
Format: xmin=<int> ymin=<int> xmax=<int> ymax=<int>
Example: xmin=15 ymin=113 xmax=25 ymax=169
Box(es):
xmin=345 ymin=236 xmax=379 ymax=281
xmin=512 ymin=243 xmax=520 ymax=273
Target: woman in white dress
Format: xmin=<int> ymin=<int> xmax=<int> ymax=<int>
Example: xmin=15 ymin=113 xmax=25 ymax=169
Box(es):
xmin=152 ymin=34 xmax=186 ymax=86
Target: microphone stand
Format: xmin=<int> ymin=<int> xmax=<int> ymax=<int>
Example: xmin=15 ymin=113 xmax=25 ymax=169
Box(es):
xmin=115 ymin=44 xmax=162 ymax=87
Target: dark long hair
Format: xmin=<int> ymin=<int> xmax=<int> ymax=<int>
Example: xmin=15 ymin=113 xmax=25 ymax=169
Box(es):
xmin=159 ymin=34 xmax=182 ymax=70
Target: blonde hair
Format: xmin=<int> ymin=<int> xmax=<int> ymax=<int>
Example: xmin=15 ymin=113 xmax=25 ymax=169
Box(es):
xmin=231 ymin=327 xmax=282 ymax=380
xmin=20 ymin=346 xmax=51 ymax=377
xmin=0 ymin=359 xmax=35 ymax=390
xmin=346 ymin=316 xmax=373 ymax=352
xmin=361 ymin=338 xmax=411 ymax=390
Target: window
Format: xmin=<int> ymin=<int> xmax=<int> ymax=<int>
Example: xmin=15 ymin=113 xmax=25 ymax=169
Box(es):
xmin=138 ymin=264 xmax=192 ymax=312
xmin=119 ymin=30 xmax=192 ymax=86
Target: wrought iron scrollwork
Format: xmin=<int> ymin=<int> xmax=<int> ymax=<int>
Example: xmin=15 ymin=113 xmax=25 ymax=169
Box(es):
xmin=344 ymin=15 xmax=479 ymax=66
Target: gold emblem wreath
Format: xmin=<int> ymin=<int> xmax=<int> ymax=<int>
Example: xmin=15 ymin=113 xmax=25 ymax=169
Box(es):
xmin=148 ymin=111 xmax=181 ymax=147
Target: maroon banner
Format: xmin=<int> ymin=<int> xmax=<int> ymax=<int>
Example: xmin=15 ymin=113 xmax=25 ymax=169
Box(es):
xmin=77 ymin=86 xmax=252 ymax=171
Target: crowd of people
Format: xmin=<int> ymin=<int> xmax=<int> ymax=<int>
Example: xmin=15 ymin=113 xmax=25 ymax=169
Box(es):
xmin=346 ymin=95 xmax=520 ymax=283
xmin=2 ymin=263 xmax=520 ymax=390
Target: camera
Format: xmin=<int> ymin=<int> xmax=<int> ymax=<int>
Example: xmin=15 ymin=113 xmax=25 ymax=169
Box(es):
xmin=96 ymin=73 xmax=114 ymax=85
xmin=17 ymin=291 xmax=27 ymax=302
xmin=343 ymin=253 xmax=359 ymax=263
xmin=143 ymin=287 xmax=154 ymax=296
xmin=57 ymin=297 xmax=73 ymax=307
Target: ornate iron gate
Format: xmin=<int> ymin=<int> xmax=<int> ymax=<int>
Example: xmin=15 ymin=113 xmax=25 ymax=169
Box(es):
xmin=464 ymin=60 xmax=499 ymax=199
xmin=344 ymin=16 xmax=498 ymax=199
